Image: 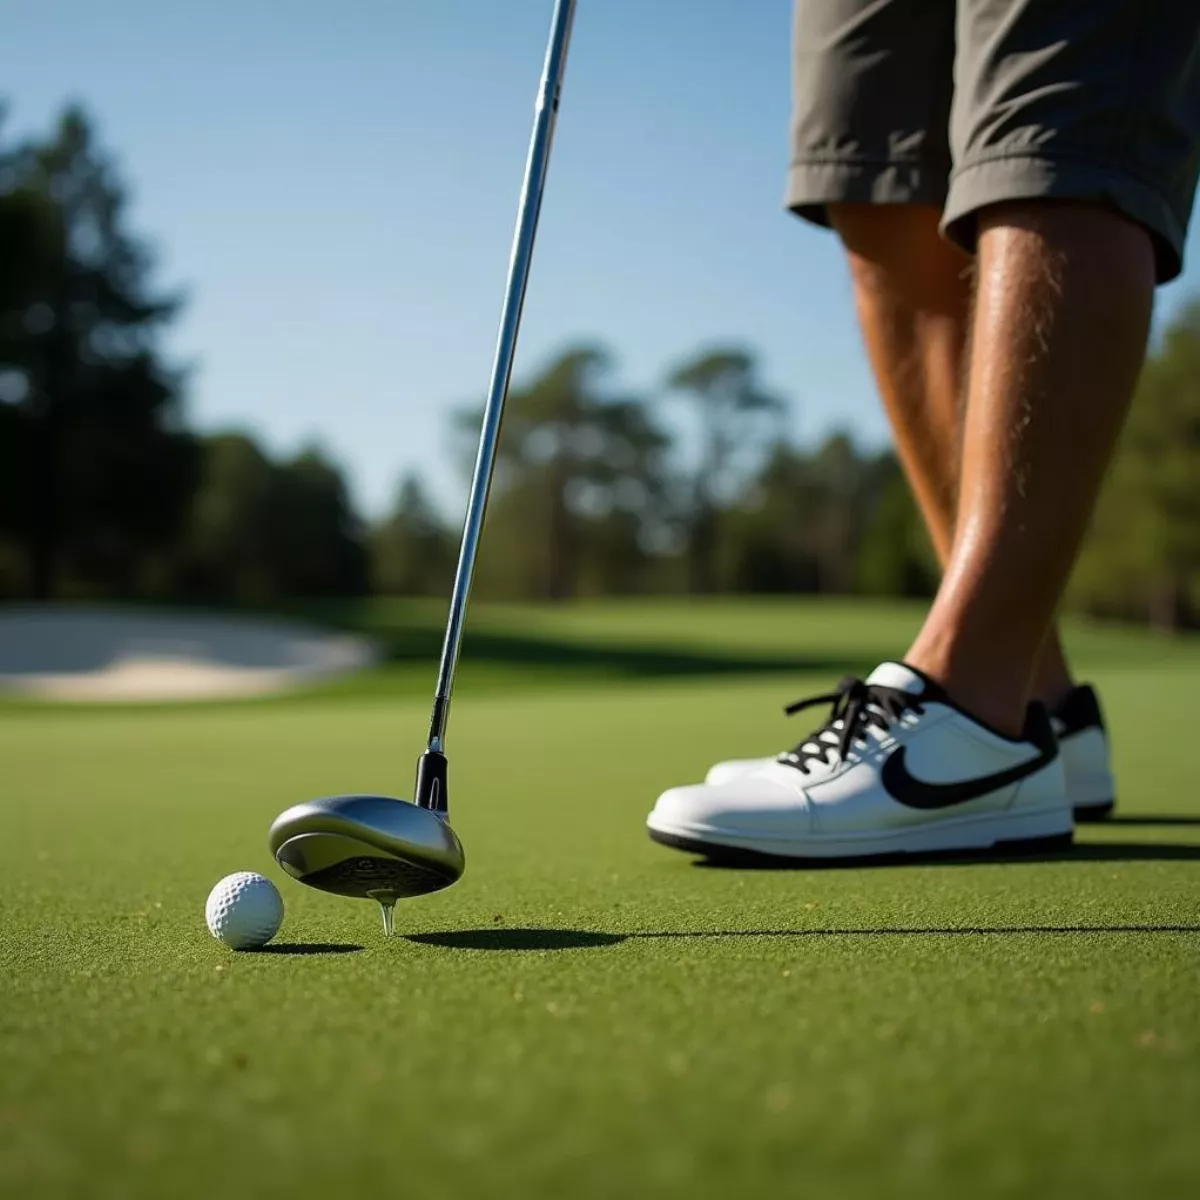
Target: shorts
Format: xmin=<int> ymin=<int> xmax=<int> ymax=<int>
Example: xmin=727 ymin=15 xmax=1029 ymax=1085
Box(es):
xmin=786 ymin=0 xmax=1200 ymax=282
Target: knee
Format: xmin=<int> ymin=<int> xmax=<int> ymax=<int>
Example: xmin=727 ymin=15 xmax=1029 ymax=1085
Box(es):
xmin=828 ymin=203 xmax=970 ymax=308
xmin=973 ymin=200 xmax=1157 ymax=293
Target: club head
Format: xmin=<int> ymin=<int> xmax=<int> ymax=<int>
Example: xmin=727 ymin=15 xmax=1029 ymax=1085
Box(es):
xmin=268 ymin=794 xmax=465 ymax=906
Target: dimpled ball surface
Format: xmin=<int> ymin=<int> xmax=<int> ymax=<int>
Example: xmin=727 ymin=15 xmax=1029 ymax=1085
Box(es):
xmin=204 ymin=872 xmax=283 ymax=950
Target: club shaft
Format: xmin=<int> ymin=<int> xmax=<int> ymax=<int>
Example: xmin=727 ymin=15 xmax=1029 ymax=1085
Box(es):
xmin=426 ymin=0 xmax=577 ymax=752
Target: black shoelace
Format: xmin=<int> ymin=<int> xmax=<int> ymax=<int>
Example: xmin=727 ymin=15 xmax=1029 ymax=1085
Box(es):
xmin=777 ymin=676 xmax=926 ymax=774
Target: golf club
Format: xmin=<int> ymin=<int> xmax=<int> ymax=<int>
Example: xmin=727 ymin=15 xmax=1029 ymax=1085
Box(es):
xmin=268 ymin=0 xmax=578 ymax=935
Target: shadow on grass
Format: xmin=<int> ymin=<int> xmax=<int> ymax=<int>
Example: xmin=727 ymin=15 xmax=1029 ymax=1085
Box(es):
xmin=407 ymin=929 xmax=623 ymax=952
xmin=1104 ymin=815 xmax=1200 ymax=827
xmin=632 ymin=924 xmax=1200 ymax=939
xmin=388 ymin=628 xmax=869 ymax=681
xmin=307 ymin=612 xmax=872 ymax=681
xmin=407 ymin=923 xmax=1200 ymax=952
xmin=682 ymin=839 xmax=1200 ymax=870
xmin=249 ymin=943 xmax=364 ymax=955
xmin=291 ymin=597 xmax=1200 ymax=678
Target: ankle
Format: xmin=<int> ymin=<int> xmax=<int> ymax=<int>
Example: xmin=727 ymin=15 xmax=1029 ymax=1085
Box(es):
xmin=1029 ymin=629 xmax=1076 ymax=710
xmin=1031 ymin=659 xmax=1074 ymax=711
xmin=902 ymin=644 xmax=1029 ymax=738
xmin=1033 ymin=678 xmax=1074 ymax=712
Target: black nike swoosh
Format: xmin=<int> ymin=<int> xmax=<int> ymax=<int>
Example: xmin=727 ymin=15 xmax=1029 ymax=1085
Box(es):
xmin=881 ymin=744 xmax=1057 ymax=810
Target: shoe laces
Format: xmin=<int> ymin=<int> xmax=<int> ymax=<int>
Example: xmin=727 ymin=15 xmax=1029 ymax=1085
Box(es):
xmin=778 ymin=676 xmax=925 ymax=774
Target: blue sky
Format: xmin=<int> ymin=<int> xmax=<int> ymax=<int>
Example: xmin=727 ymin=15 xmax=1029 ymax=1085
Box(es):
xmin=6 ymin=0 xmax=1199 ymax=518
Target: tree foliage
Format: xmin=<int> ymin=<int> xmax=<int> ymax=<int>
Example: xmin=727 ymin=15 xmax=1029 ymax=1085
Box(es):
xmin=666 ymin=348 xmax=786 ymax=593
xmin=371 ymin=474 xmax=455 ymax=596
xmin=1071 ymin=302 xmax=1200 ymax=629
xmin=1 ymin=103 xmax=1195 ymax=627
xmin=176 ymin=434 xmax=366 ymax=602
xmin=456 ymin=347 xmax=670 ymax=600
xmin=0 ymin=106 xmax=197 ymax=597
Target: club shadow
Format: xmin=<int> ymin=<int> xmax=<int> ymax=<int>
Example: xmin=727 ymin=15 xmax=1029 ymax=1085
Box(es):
xmin=247 ymin=943 xmax=364 ymax=955
xmin=685 ymin=839 xmax=1200 ymax=870
xmin=1103 ymin=815 xmax=1200 ymax=827
xmin=406 ymin=929 xmax=625 ymax=952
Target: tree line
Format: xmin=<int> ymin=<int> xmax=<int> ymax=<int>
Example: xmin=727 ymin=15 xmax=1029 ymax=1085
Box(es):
xmin=2 ymin=106 xmax=1197 ymax=628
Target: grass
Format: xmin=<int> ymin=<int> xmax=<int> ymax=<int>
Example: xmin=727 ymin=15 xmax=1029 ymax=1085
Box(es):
xmin=8 ymin=594 xmax=1189 ymax=712
xmin=1 ymin=599 xmax=1197 ymax=1198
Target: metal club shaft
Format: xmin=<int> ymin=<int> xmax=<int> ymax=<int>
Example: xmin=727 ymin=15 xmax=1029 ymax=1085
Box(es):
xmin=425 ymin=0 xmax=577 ymax=753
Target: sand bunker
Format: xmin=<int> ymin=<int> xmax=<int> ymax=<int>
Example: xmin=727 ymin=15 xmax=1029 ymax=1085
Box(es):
xmin=0 ymin=606 xmax=378 ymax=702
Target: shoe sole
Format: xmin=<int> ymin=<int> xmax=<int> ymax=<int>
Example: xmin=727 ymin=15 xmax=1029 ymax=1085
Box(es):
xmin=646 ymin=807 xmax=1073 ymax=863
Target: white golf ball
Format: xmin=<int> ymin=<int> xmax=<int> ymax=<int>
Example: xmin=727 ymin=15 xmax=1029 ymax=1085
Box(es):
xmin=205 ymin=872 xmax=284 ymax=950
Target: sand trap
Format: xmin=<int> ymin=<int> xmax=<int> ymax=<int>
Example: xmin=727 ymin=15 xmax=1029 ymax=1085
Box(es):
xmin=0 ymin=606 xmax=378 ymax=702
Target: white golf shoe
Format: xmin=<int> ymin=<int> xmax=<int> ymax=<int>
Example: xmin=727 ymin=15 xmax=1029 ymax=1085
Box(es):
xmin=1049 ymin=685 xmax=1115 ymax=820
xmin=704 ymin=681 xmax=1114 ymax=820
xmin=647 ymin=662 xmax=1073 ymax=861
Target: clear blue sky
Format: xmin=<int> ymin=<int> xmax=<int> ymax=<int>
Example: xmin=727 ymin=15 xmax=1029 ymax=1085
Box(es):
xmin=6 ymin=0 xmax=1200 ymax=517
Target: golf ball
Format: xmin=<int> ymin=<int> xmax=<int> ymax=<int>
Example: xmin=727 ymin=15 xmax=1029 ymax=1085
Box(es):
xmin=205 ymin=872 xmax=284 ymax=950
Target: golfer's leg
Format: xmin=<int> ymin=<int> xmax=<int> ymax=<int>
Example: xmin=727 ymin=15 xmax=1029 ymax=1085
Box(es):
xmin=905 ymin=203 xmax=1154 ymax=734
xmin=897 ymin=0 xmax=1200 ymax=734
xmin=828 ymin=204 xmax=966 ymax=565
xmin=829 ymin=202 xmax=1078 ymax=706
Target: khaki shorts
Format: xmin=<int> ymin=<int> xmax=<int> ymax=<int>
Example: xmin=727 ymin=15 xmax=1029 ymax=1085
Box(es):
xmin=787 ymin=0 xmax=1200 ymax=281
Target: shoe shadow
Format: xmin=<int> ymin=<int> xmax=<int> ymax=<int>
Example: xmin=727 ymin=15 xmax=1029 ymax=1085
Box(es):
xmin=686 ymin=839 xmax=1200 ymax=870
xmin=407 ymin=923 xmax=1200 ymax=952
xmin=631 ymin=923 xmax=1200 ymax=939
xmin=248 ymin=943 xmax=365 ymax=955
xmin=1103 ymin=815 xmax=1200 ymax=827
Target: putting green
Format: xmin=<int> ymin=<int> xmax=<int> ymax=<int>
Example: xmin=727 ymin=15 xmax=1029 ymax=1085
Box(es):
xmin=1 ymin=602 xmax=1197 ymax=1199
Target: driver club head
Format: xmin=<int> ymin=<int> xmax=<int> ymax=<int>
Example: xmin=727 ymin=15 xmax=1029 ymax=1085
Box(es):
xmin=268 ymin=792 xmax=465 ymax=935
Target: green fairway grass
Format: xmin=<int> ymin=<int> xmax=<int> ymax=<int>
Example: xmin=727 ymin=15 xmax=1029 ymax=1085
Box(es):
xmin=1 ymin=600 xmax=1197 ymax=1198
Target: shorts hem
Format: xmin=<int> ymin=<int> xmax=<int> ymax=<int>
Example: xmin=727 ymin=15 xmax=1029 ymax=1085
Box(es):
xmin=943 ymin=153 xmax=1186 ymax=283
xmin=785 ymin=158 xmax=951 ymax=230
